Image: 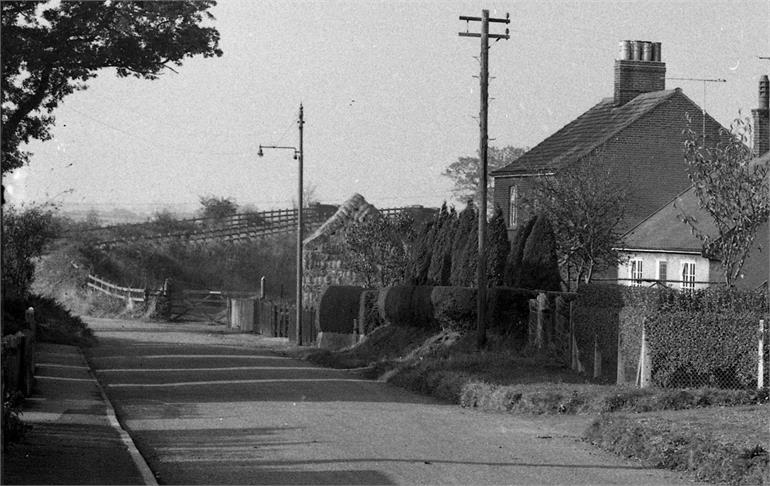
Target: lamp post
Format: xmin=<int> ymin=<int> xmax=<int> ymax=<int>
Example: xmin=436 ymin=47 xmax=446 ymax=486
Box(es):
xmin=258 ymin=104 xmax=305 ymax=345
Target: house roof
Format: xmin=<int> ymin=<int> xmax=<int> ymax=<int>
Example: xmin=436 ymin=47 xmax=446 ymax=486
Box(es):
xmin=620 ymin=150 xmax=770 ymax=253
xmin=303 ymin=193 xmax=380 ymax=247
xmin=492 ymin=89 xmax=681 ymax=175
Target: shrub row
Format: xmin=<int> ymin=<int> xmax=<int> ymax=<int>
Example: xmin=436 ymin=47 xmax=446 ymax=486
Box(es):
xmin=378 ymin=286 xmax=533 ymax=334
xmin=317 ymin=285 xmax=534 ymax=337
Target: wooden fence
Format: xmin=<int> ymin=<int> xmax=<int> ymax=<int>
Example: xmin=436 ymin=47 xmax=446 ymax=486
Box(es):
xmin=87 ymin=274 xmax=146 ymax=309
xmin=64 ymin=205 xmax=436 ymax=248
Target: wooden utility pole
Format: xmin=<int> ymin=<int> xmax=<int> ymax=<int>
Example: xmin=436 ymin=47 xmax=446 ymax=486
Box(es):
xmin=296 ymin=104 xmax=304 ymax=346
xmin=459 ymin=10 xmax=509 ymax=348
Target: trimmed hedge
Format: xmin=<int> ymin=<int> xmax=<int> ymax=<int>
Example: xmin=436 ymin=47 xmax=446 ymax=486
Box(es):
xmin=574 ymin=284 xmax=769 ymax=388
xmin=648 ymin=311 xmax=767 ymax=389
xmin=378 ymin=286 xmax=435 ymax=328
xmin=317 ymin=286 xmax=365 ymax=333
xmin=376 ymin=286 xmax=533 ymax=335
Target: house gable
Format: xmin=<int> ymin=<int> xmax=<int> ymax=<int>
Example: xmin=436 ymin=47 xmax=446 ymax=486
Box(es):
xmin=493 ymin=89 xmax=727 ymax=237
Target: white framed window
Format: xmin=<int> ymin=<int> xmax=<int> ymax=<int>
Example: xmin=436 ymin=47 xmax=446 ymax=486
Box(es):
xmin=508 ymin=185 xmax=518 ymax=228
xmin=681 ymin=261 xmax=696 ymax=290
xmin=629 ymin=259 xmax=643 ymax=286
xmin=657 ymin=260 xmax=668 ymax=286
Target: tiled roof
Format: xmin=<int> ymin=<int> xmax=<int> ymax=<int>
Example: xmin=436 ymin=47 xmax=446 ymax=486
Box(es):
xmin=620 ymin=150 xmax=770 ymax=253
xmin=303 ymin=193 xmax=379 ymax=247
xmin=492 ymin=89 xmax=680 ymax=175
xmin=619 ymin=186 xmax=711 ymax=253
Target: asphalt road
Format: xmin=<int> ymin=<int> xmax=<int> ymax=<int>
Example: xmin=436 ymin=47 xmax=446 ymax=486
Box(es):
xmin=84 ymin=317 xmax=689 ymax=485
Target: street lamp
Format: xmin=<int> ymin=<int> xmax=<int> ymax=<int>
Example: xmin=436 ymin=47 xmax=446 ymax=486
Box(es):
xmin=257 ymin=104 xmax=305 ymax=345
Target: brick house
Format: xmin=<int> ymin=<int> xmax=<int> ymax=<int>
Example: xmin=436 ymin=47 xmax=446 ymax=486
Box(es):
xmin=491 ymin=40 xmax=726 ymax=242
xmin=616 ymin=75 xmax=770 ymax=290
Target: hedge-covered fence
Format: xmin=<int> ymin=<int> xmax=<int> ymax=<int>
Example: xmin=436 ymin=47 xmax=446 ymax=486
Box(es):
xmin=573 ymin=284 xmax=769 ymax=389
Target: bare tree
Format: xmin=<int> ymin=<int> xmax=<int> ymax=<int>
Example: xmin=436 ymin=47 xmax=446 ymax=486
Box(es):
xmin=681 ymin=115 xmax=769 ymax=285
xmin=528 ymin=153 xmax=629 ymax=290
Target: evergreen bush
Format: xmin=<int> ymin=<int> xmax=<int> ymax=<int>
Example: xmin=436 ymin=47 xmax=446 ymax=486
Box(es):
xmin=449 ymin=202 xmax=476 ymax=286
xmin=504 ymin=216 xmax=536 ymax=287
xmin=487 ymin=206 xmax=510 ymax=287
xmin=519 ymin=215 xmax=561 ymax=291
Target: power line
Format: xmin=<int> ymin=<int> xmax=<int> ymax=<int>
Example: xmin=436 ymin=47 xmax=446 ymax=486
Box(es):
xmin=67 ymin=107 xmax=258 ymax=158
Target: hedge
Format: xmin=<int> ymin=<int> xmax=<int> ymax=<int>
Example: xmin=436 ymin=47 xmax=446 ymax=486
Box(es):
xmin=376 ymin=286 xmax=533 ymax=335
xmin=317 ymin=286 xmax=365 ymax=333
xmin=574 ymin=284 xmax=768 ymax=388
xmin=647 ymin=311 xmax=767 ymax=389
xmin=378 ymin=286 xmax=435 ymax=329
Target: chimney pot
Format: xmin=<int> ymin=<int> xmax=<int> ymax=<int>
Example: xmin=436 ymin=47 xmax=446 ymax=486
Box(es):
xmin=652 ymin=42 xmax=662 ymax=62
xmin=618 ymin=40 xmax=632 ymax=60
xmin=760 ymin=74 xmax=769 ymax=110
xmin=642 ymin=42 xmax=653 ymax=61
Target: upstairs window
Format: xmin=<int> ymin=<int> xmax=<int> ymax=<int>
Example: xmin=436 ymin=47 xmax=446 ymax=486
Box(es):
xmin=681 ymin=262 xmax=696 ymax=290
xmin=630 ymin=259 xmax=643 ymax=286
xmin=508 ymin=185 xmax=518 ymax=228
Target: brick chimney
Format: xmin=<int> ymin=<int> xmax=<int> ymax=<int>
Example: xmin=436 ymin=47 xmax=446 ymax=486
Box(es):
xmin=752 ymin=74 xmax=769 ymax=156
xmin=614 ymin=40 xmax=666 ymax=106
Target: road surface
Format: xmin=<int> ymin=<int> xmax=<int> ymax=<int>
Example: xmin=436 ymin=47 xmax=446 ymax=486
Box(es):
xmin=84 ymin=317 xmax=688 ymax=485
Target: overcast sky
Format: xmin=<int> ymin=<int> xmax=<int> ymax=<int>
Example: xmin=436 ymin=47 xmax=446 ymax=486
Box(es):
xmin=6 ymin=0 xmax=770 ymax=213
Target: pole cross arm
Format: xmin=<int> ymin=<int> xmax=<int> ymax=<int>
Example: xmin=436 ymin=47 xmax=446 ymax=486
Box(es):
xmin=459 ymin=15 xmax=510 ymax=23
xmin=458 ymin=32 xmax=510 ymax=39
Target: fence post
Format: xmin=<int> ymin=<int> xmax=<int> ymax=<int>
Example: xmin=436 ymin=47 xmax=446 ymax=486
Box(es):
xmin=593 ymin=334 xmax=602 ymax=379
xmin=636 ymin=322 xmax=651 ymax=388
xmin=759 ymin=319 xmax=765 ymax=390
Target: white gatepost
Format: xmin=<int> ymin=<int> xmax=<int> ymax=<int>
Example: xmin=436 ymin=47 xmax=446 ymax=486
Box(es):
xmin=757 ymin=319 xmax=765 ymax=390
xmin=636 ymin=322 xmax=651 ymax=388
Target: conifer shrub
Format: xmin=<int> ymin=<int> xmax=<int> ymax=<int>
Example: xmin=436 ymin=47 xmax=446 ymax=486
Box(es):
xmin=519 ymin=215 xmax=561 ymax=291
xmin=408 ymin=220 xmax=434 ymax=285
xmin=317 ymin=286 xmax=365 ymax=333
xmin=487 ymin=206 xmax=510 ymax=287
xmin=450 ymin=202 xmax=476 ymax=286
xmin=460 ymin=217 xmax=479 ymax=287
xmin=504 ymin=216 xmax=536 ymax=287
xmin=427 ymin=205 xmax=456 ymax=285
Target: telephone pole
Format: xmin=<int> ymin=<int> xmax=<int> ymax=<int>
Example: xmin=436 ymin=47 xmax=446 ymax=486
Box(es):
xmin=459 ymin=10 xmax=509 ymax=348
xmin=297 ymin=104 xmax=304 ymax=346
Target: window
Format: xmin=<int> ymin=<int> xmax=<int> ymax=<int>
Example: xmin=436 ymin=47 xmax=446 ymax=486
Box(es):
xmin=630 ymin=259 xmax=643 ymax=286
xmin=657 ymin=260 xmax=668 ymax=285
xmin=508 ymin=185 xmax=518 ymax=228
xmin=681 ymin=262 xmax=696 ymax=290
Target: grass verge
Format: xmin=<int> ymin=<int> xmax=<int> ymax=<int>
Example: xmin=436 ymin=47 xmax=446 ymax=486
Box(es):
xmin=585 ymin=406 xmax=769 ymax=485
